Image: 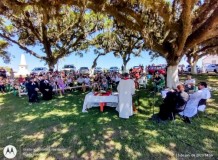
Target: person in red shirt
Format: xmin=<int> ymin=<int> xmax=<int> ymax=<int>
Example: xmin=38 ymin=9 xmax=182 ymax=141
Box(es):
xmin=18 ymin=75 xmax=25 ymax=84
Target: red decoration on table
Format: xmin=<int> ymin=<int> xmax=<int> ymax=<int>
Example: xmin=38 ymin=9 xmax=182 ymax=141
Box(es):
xmin=94 ymin=91 xmax=112 ymax=96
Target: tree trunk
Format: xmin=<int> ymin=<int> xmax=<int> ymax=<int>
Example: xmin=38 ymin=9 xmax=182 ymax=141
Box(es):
xmin=123 ymin=57 xmax=130 ymax=73
xmin=90 ymin=68 xmax=94 ymax=75
xmin=191 ymin=61 xmax=197 ymax=74
xmin=123 ymin=62 xmax=127 ymax=73
xmin=90 ymin=54 xmax=102 ymax=75
xmin=48 ymin=62 xmax=55 ymax=72
xmin=166 ymin=65 xmax=179 ymax=89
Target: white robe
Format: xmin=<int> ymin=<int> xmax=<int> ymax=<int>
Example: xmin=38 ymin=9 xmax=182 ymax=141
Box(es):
xmin=117 ymin=79 xmax=135 ymax=118
xmin=198 ymin=88 xmax=211 ymax=111
xmin=179 ymin=88 xmax=211 ymax=117
xmin=179 ymin=90 xmax=202 ymax=117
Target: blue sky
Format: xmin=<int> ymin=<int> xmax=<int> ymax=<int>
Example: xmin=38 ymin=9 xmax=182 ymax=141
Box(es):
xmin=0 ymin=44 xmax=203 ymax=72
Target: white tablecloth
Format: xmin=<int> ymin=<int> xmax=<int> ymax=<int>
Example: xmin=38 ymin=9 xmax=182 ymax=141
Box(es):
xmin=82 ymin=92 xmax=119 ymax=112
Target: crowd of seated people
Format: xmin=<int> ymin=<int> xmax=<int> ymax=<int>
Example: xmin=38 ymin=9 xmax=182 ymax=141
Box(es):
xmin=0 ymin=67 xmax=162 ymax=97
xmin=1 ymin=68 xmax=212 ymax=121
xmin=0 ymin=71 xmax=124 ymax=102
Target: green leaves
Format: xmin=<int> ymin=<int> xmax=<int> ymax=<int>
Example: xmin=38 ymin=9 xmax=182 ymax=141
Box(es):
xmin=0 ymin=39 xmax=10 ymax=63
xmin=0 ymin=2 xmax=106 ymax=68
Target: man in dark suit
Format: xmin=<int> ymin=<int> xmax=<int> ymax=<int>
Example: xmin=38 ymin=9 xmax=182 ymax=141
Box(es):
xmin=26 ymin=77 xmax=39 ymax=103
xmin=39 ymin=75 xmax=53 ymax=100
xmin=159 ymin=84 xmax=189 ymax=121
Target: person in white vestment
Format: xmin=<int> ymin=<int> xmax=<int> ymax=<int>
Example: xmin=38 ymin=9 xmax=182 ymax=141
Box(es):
xmin=179 ymin=82 xmax=210 ymax=118
xmin=198 ymin=83 xmax=211 ymax=112
xmin=117 ymin=73 xmax=135 ymax=119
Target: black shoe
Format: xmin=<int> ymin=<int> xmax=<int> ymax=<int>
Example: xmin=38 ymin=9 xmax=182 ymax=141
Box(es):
xmin=183 ymin=117 xmax=191 ymax=123
xmin=186 ymin=117 xmax=191 ymax=123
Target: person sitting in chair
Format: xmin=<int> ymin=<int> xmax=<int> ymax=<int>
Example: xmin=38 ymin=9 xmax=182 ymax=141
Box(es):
xmin=26 ymin=77 xmax=39 ymax=103
xmin=77 ymin=75 xmax=84 ymax=86
xmin=101 ymin=77 xmax=108 ymax=91
xmin=184 ymin=75 xmax=195 ymax=92
xmin=179 ymin=82 xmax=211 ymax=122
xmin=198 ymin=82 xmax=211 ymax=112
xmin=158 ymin=84 xmax=189 ymax=121
xmin=153 ymin=72 xmax=165 ymax=92
xmin=40 ymin=75 xmax=53 ymax=100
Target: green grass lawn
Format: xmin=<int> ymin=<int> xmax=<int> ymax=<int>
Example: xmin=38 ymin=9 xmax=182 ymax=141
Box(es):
xmin=0 ymin=75 xmax=218 ymax=160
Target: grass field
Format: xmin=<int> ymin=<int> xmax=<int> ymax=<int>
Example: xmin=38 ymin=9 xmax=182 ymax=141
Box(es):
xmin=0 ymin=75 xmax=218 ymax=160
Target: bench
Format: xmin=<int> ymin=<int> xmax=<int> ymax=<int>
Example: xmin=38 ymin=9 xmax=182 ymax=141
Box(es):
xmin=17 ymin=85 xmax=91 ymax=97
xmin=52 ymin=85 xmax=90 ymax=92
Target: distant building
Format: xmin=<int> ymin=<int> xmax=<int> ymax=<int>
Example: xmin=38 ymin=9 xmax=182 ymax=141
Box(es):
xmin=15 ymin=54 xmax=30 ymax=77
xmin=202 ymin=55 xmax=218 ymax=73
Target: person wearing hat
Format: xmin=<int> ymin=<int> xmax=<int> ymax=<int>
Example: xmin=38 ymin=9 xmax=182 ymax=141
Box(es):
xmin=117 ymin=73 xmax=135 ymax=119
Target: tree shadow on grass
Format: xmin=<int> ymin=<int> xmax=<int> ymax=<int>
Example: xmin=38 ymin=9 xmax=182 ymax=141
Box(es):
xmin=0 ymin=87 xmax=218 ymax=159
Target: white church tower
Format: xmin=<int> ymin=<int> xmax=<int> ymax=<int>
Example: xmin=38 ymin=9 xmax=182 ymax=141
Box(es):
xmin=16 ymin=54 xmax=30 ymax=76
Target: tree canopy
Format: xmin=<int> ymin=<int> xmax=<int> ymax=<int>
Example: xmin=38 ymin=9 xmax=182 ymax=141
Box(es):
xmin=92 ymin=20 xmax=144 ymax=72
xmin=0 ymin=0 xmax=104 ymax=68
xmin=187 ymin=36 xmax=218 ymax=65
xmin=185 ymin=36 xmax=218 ymax=73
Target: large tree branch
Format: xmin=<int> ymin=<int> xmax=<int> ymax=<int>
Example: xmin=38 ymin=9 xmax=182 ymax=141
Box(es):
xmin=196 ymin=44 xmax=218 ymax=54
xmin=186 ymin=7 xmax=218 ymax=49
xmin=54 ymin=8 xmax=85 ymax=44
xmin=22 ymin=12 xmax=42 ymax=43
xmin=41 ymin=22 xmax=52 ymax=58
xmin=91 ymin=51 xmax=107 ymax=69
xmin=0 ymin=32 xmax=45 ymax=60
xmin=192 ymin=0 xmax=218 ymax=32
xmin=198 ymin=47 xmax=218 ymax=59
xmin=177 ymin=0 xmax=196 ymax=55
xmin=56 ymin=33 xmax=84 ymax=60
xmin=61 ymin=0 xmax=168 ymax=56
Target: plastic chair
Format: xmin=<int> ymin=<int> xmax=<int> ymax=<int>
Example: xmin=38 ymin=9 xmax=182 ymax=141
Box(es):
xmin=138 ymin=78 xmax=147 ymax=89
xmin=155 ymin=79 xmax=165 ymax=92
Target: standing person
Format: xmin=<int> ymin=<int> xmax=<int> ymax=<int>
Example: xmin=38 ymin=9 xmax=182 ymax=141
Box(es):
xmin=26 ymin=77 xmax=39 ymax=103
xmin=57 ymin=75 xmax=65 ymax=95
xmin=117 ymin=73 xmax=135 ymax=119
xmin=10 ymin=68 xmax=14 ymax=79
